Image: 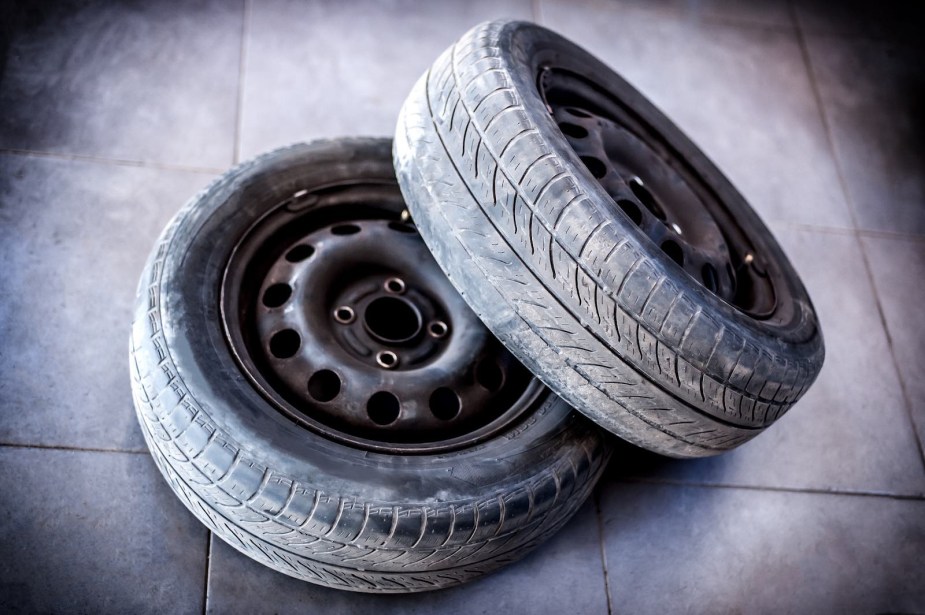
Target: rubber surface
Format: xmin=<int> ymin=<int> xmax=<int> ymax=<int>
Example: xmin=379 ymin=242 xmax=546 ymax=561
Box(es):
xmin=129 ymin=139 xmax=611 ymax=593
xmin=394 ymin=21 xmax=824 ymax=458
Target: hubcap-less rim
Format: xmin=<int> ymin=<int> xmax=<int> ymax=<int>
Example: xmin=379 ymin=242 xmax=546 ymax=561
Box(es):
xmin=539 ymin=68 xmax=782 ymax=321
xmin=221 ymin=181 xmax=542 ymax=454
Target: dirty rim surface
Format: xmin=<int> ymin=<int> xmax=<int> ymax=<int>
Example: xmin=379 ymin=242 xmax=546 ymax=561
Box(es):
xmin=221 ymin=182 xmax=542 ymax=454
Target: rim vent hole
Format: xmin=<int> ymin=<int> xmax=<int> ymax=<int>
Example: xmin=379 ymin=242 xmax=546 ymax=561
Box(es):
xmin=367 ymin=391 xmax=400 ymax=425
xmin=269 ymin=329 xmax=300 ymax=359
xmin=580 ymin=156 xmax=607 ymax=179
xmin=307 ymin=370 xmax=341 ymax=402
xmin=560 ymin=122 xmax=589 ymax=139
xmin=566 ymin=107 xmax=592 ymax=118
xmin=262 ymin=283 xmax=292 ymax=308
xmin=661 ymin=240 xmax=685 ymax=267
xmin=629 ymin=178 xmax=667 ymax=221
xmin=388 ymin=221 xmax=417 ymax=234
xmin=702 ymin=263 xmax=719 ymax=293
xmin=331 ymin=224 xmax=360 ymax=235
xmin=430 ymin=387 xmax=461 ymax=421
xmin=617 ymin=199 xmax=643 ymax=226
xmin=476 ymin=359 xmax=505 ymax=392
xmin=285 ymin=244 xmax=314 ymax=262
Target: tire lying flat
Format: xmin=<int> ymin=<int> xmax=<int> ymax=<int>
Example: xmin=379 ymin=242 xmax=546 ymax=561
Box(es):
xmin=130 ymin=139 xmax=611 ymax=593
xmin=395 ymin=21 xmax=824 ymax=458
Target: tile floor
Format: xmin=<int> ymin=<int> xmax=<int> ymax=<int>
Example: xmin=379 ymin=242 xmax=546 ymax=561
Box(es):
xmin=1 ymin=0 xmax=923 ymax=612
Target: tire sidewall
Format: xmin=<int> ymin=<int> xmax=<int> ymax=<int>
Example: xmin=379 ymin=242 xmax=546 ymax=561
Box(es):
xmin=143 ymin=139 xmax=594 ymax=507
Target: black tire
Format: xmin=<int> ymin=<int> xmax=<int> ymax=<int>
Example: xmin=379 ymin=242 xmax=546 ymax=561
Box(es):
xmin=129 ymin=138 xmax=611 ymax=593
xmin=394 ymin=21 xmax=824 ymax=458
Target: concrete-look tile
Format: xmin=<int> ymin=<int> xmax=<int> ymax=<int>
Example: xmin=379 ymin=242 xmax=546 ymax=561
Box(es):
xmin=540 ymin=0 xmax=854 ymax=229
xmin=606 ymin=226 xmax=925 ymax=495
xmin=0 ymin=447 xmax=208 ymax=613
xmin=0 ymin=0 xmax=243 ymax=168
xmin=563 ymin=0 xmax=793 ymax=28
xmin=863 ymin=234 xmax=925 ymax=455
xmin=599 ymin=482 xmax=925 ymax=613
xmin=806 ymin=35 xmax=925 ymax=236
xmin=206 ymin=501 xmax=608 ymax=614
xmin=0 ymin=154 xmax=214 ymax=451
xmin=240 ymin=0 xmax=532 ymax=159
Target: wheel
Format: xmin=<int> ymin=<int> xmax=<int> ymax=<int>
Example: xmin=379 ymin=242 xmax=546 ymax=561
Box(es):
xmin=129 ymin=138 xmax=611 ymax=593
xmin=394 ymin=21 xmax=824 ymax=458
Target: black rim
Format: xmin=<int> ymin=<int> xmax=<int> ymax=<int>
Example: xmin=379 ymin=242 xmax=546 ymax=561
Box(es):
xmin=221 ymin=180 xmax=543 ymax=454
xmin=538 ymin=67 xmax=784 ymax=322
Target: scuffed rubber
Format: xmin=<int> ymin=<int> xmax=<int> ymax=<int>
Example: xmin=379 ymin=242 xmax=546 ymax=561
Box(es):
xmin=394 ymin=21 xmax=824 ymax=457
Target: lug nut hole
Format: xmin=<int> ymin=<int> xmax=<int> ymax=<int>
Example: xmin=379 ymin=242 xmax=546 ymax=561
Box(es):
xmin=428 ymin=320 xmax=448 ymax=338
xmin=333 ymin=306 xmax=355 ymax=324
xmin=376 ymin=350 xmax=399 ymax=369
xmin=384 ymin=277 xmax=406 ymax=294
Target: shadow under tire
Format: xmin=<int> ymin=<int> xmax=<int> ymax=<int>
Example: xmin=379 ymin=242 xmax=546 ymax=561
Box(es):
xmin=129 ymin=138 xmax=611 ymax=593
xmin=394 ymin=21 xmax=824 ymax=458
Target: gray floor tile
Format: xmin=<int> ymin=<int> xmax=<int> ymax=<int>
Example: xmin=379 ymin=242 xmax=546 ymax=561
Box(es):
xmin=805 ymin=35 xmax=925 ymax=236
xmin=794 ymin=0 xmax=925 ymax=40
xmin=240 ymin=0 xmax=532 ymax=159
xmin=0 ymin=447 xmax=208 ymax=613
xmin=554 ymin=0 xmax=793 ymax=28
xmin=0 ymin=0 xmax=243 ymax=169
xmin=605 ymin=225 xmax=925 ymax=496
xmin=0 ymin=153 xmax=214 ymax=451
xmin=540 ymin=0 xmax=854 ymax=229
xmin=863 ymin=234 xmax=925 ymax=457
xmin=599 ymin=482 xmax=925 ymax=613
xmin=206 ymin=501 xmax=608 ymax=615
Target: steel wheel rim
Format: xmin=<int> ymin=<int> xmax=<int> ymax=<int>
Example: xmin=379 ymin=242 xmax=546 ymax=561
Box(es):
xmin=220 ymin=179 xmax=543 ymax=454
xmin=538 ymin=67 xmax=785 ymax=322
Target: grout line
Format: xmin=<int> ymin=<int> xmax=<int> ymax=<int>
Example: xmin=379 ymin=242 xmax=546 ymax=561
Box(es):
xmin=232 ymin=0 xmax=251 ymax=166
xmin=856 ymin=227 xmax=925 ymax=244
xmin=0 ymin=147 xmax=224 ymax=175
xmin=202 ymin=531 xmax=213 ymax=615
xmin=593 ymin=488 xmax=614 ymax=615
xmin=0 ymin=441 xmax=148 ymax=455
xmin=791 ymin=4 xmax=925 ymax=475
xmin=615 ymin=476 xmax=925 ymax=502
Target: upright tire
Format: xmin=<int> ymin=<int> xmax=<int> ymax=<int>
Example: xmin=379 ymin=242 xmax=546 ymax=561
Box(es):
xmin=395 ymin=21 xmax=824 ymax=458
xmin=130 ymin=139 xmax=611 ymax=593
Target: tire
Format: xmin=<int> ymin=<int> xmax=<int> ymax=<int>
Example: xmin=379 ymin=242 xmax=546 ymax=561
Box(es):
xmin=129 ymin=138 xmax=611 ymax=593
xmin=394 ymin=21 xmax=824 ymax=458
